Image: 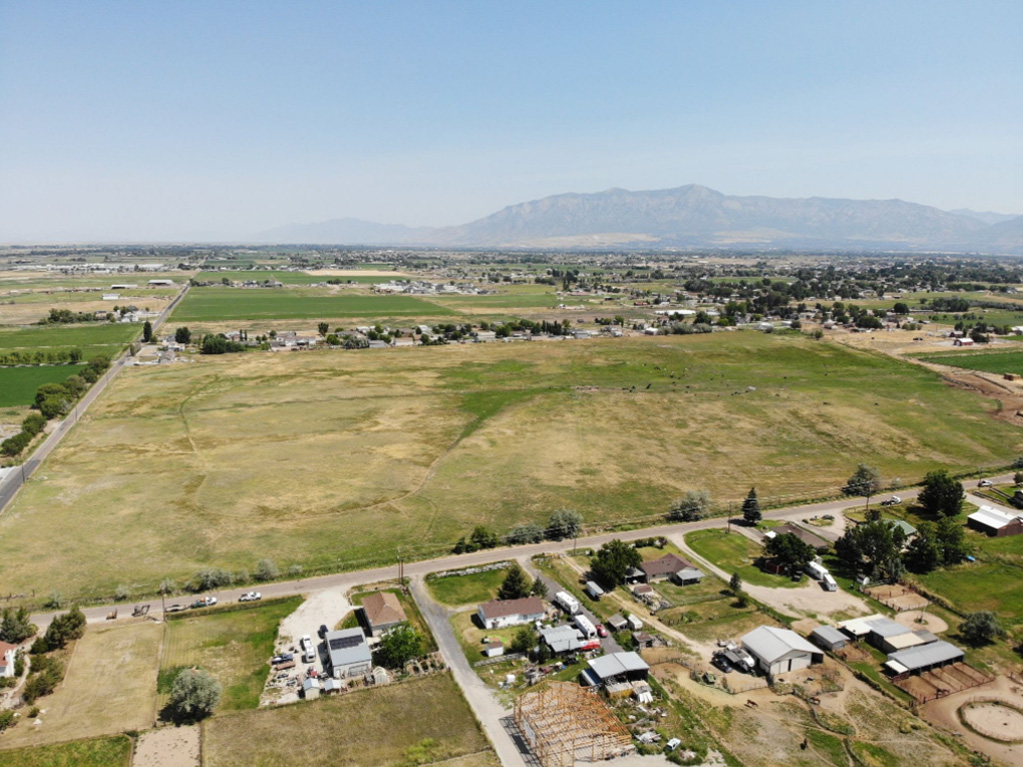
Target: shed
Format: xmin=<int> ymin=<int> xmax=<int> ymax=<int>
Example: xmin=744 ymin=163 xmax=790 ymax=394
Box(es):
xmin=540 ymin=624 xmax=582 ymax=655
xmin=484 ymin=641 xmax=505 ymax=658
xmin=741 ymin=626 xmax=824 ymax=676
xmin=586 ymin=652 xmax=650 ymax=686
xmin=372 ymin=666 xmax=391 ymax=686
xmin=323 ymin=677 xmax=344 ymax=694
xmin=811 ymin=626 xmax=848 ymax=652
xmin=302 ymin=677 xmax=321 ymax=699
xmin=606 ymin=614 xmax=629 ymax=632
xmin=884 ymin=640 xmax=964 ymax=677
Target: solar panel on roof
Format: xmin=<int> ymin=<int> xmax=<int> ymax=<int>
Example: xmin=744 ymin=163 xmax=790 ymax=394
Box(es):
xmin=329 ymin=635 xmax=364 ymax=651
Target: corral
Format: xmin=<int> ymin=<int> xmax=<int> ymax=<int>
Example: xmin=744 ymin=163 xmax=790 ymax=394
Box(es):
xmin=865 ymin=583 xmax=930 ymax=612
xmin=514 ymin=683 xmax=633 ymax=767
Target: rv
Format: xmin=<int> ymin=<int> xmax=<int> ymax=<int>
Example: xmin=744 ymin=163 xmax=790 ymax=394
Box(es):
xmin=574 ymin=614 xmax=597 ymax=639
xmin=554 ymin=591 xmax=581 ymax=615
xmin=584 ymin=581 xmax=605 ymax=600
xmin=805 ymin=561 xmax=828 ymax=581
xmin=822 ymin=573 xmax=838 ymax=592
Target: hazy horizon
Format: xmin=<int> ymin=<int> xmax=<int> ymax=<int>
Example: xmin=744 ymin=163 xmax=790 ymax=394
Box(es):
xmin=1 ymin=1 xmax=1021 ymax=242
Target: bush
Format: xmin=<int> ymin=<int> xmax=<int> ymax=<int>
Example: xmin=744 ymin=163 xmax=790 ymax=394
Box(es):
xmin=189 ymin=568 xmax=232 ymax=592
xmin=254 ymin=559 xmax=279 ymax=582
xmin=0 ymin=709 xmax=16 ymax=732
xmin=23 ymin=656 xmax=64 ymax=703
xmin=21 ymin=412 xmax=47 ymax=436
xmin=41 ymin=606 xmax=86 ymax=651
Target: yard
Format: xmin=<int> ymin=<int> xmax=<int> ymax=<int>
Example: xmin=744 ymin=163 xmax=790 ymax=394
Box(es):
xmin=159 ymin=597 xmax=303 ymax=712
xmin=0 ymin=622 xmax=163 ymax=750
xmin=425 ymin=567 xmax=509 ymax=606
xmin=2 ymin=331 xmax=1021 ymax=600
xmin=202 ymin=673 xmax=498 ymax=767
xmin=0 ymin=735 xmax=132 ymax=767
xmin=685 ymin=529 xmax=801 ymax=589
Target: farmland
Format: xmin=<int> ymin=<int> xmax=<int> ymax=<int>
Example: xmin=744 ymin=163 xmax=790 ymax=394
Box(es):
xmin=0 ymin=735 xmax=132 ymax=767
xmin=0 ymin=332 xmax=1020 ymax=599
xmin=159 ymin=597 xmax=303 ymax=711
xmin=203 ymin=673 xmax=497 ymax=767
xmin=0 ymin=323 xmax=139 ymax=356
xmin=0 ymin=364 xmax=86 ymax=407
xmin=921 ymin=349 xmax=1023 ymax=375
xmin=170 ymin=287 xmax=455 ymax=322
xmin=0 ymin=622 xmax=162 ymax=749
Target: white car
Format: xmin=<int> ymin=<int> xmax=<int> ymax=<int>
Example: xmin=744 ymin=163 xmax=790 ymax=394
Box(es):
xmin=978 ymin=479 xmax=993 ymax=487
xmin=239 ymin=591 xmax=262 ymax=602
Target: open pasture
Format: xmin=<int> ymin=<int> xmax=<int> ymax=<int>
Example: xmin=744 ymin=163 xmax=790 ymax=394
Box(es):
xmin=0 ymin=364 xmax=86 ymax=407
xmin=196 ymin=270 xmax=327 ymax=285
xmin=0 ymin=323 xmax=139 ymax=355
xmin=0 ymin=332 xmax=1020 ymax=598
xmin=921 ymin=349 xmax=1023 ymax=375
xmin=0 ymin=735 xmax=133 ymax=767
xmin=0 ymin=622 xmax=162 ymax=750
xmin=203 ymin=673 xmax=496 ymax=767
xmin=170 ymin=287 xmax=455 ymax=322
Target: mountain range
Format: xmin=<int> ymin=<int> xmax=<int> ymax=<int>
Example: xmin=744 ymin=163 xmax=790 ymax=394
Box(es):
xmin=257 ymin=185 xmax=1023 ymax=254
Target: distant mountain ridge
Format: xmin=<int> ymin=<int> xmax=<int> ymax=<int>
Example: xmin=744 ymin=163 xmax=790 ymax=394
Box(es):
xmin=256 ymin=185 xmax=1023 ymax=253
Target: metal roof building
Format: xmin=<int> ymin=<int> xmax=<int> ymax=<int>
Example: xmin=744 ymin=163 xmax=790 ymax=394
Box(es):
xmin=540 ymin=625 xmax=582 ymax=655
xmin=885 ymin=640 xmax=964 ymax=676
xmin=325 ymin=628 xmax=373 ymax=679
xmin=583 ymin=652 xmax=650 ymax=686
xmin=742 ymin=626 xmax=824 ymax=676
xmin=810 ymin=626 xmax=848 ymax=652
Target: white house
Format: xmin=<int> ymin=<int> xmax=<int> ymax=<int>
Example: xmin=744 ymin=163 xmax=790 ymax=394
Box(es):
xmin=0 ymin=641 xmax=16 ymax=678
xmin=476 ymin=597 xmax=545 ymax=629
xmin=741 ymin=626 xmax=823 ymax=676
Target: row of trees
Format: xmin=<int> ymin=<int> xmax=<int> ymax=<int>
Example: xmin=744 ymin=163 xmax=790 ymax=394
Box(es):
xmin=454 ymin=510 xmax=583 ymax=554
xmin=0 ymin=347 xmax=84 ymax=367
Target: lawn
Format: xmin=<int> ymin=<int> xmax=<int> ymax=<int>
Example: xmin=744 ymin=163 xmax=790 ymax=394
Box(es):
xmin=170 ymin=287 xmax=456 ymax=322
xmin=426 ymin=567 xmax=509 ymax=606
xmin=685 ymin=529 xmax=800 ymax=589
xmin=2 ymin=331 xmax=1022 ymax=600
xmin=203 ymin=673 xmax=497 ymax=767
xmin=0 ymin=364 xmax=86 ymax=407
xmin=0 ymin=735 xmax=132 ymax=766
xmin=450 ymin=610 xmax=524 ymax=665
xmin=159 ymin=597 xmax=303 ymax=711
xmin=916 ymin=561 xmax=1023 ymax=628
xmin=0 ymin=622 xmax=162 ymax=749
xmin=195 ymin=270 xmax=327 ymax=285
xmin=922 ymin=349 xmax=1023 ymax=376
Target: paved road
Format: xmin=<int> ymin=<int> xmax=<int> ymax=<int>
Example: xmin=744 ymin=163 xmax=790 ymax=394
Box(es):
xmin=0 ymin=284 xmax=190 ymax=515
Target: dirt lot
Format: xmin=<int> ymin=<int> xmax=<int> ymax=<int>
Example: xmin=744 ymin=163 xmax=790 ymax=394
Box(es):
xmin=922 ymin=675 xmax=1023 ymax=766
xmin=132 ymin=726 xmax=200 ymax=767
xmin=865 ymin=584 xmax=930 ymax=612
xmin=0 ymin=621 xmax=163 ymax=749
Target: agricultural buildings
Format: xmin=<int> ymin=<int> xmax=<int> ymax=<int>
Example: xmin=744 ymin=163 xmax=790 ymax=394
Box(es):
xmin=967 ymin=505 xmax=1023 ymax=537
xmin=884 ymin=641 xmax=965 ymax=677
xmin=361 ymin=591 xmax=407 ymax=636
xmin=477 ymin=596 xmax=545 ymax=629
xmin=810 ymin=626 xmax=848 ymax=652
xmin=324 ymin=628 xmax=373 ymax=679
xmin=581 ymin=651 xmax=650 ymax=689
xmin=741 ymin=626 xmax=823 ymax=676
xmin=839 ymin=614 xmax=940 ymax=654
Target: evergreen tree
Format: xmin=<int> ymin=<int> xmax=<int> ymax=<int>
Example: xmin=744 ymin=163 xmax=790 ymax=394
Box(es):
xmin=497 ymin=563 xmax=532 ymax=600
xmin=742 ymin=487 xmax=762 ymax=525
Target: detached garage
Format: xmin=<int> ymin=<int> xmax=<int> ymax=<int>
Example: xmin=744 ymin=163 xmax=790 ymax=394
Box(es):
xmin=742 ymin=626 xmax=824 ymax=677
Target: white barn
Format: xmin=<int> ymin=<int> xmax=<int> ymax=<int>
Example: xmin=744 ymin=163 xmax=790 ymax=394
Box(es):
xmin=741 ymin=626 xmax=823 ymax=676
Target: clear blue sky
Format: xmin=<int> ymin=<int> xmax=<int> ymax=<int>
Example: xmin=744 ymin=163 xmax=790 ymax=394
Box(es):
xmin=1 ymin=1 xmax=1020 ymax=241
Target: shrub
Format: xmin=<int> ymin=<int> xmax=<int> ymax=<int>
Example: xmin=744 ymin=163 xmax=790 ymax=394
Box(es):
xmin=254 ymin=559 xmax=279 ymax=582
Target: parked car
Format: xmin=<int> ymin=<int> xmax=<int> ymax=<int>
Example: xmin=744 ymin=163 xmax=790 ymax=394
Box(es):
xmin=880 ymin=495 xmax=901 ymax=507
xmin=595 ymin=624 xmax=608 ymax=638
xmin=191 ymin=596 xmax=217 ymax=608
xmin=165 ymin=604 xmax=187 ymax=613
xmin=239 ymin=591 xmax=262 ymax=602
xmin=712 ymin=654 xmax=733 ymax=673
xmin=978 ymin=479 xmax=994 ymax=487
xmin=272 ymin=652 xmax=294 ymax=664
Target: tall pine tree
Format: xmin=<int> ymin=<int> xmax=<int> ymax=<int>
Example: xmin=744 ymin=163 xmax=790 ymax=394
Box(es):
xmin=742 ymin=487 xmax=762 ymax=525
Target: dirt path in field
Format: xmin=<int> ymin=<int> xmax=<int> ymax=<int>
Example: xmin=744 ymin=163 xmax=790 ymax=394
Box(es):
xmin=133 ymin=726 xmax=200 ymax=767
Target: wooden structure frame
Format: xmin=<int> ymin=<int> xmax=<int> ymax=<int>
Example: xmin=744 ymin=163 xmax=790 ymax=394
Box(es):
xmin=514 ymin=683 xmax=633 ymax=767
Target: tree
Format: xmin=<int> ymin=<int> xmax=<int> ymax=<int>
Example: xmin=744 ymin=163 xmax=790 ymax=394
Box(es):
xmin=918 ymin=470 xmax=965 ymax=518
xmin=892 ymin=302 xmax=910 ymax=315
xmin=38 ymin=606 xmax=86 ymax=652
xmin=905 ymin=522 xmax=941 ymax=573
xmin=142 ymin=320 xmax=154 ymax=342
xmin=254 ymin=559 xmax=279 ymax=582
xmin=669 ymin=490 xmax=711 ymax=522
xmin=935 ymin=516 xmax=970 ymax=565
xmin=546 ymin=509 xmax=582 ymax=541
xmin=530 ymin=578 xmax=548 ymax=598
xmin=469 ymin=526 xmax=498 ymax=550
xmin=175 ymin=326 xmax=191 ymax=344
xmin=835 ymin=520 xmax=906 ymax=582
xmin=375 ymin=624 xmax=424 ymax=668
xmin=590 ymin=539 xmax=642 ymax=588
xmin=190 ymin=568 xmax=232 ymax=592
xmin=510 ymin=626 xmax=534 ymax=654
xmin=317 ymin=322 xmax=329 ymax=336
xmin=506 ymin=523 xmax=545 ymax=545
xmin=168 ymin=668 xmax=221 ymax=722
xmin=0 ymin=606 xmax=36 ymax=644
xmin=960 ymin=611 xmax=1005 ymax=646
xmin=764 ymin=533 xmax=816 ymax=576
xmin=742 ymin=487 xmax=761 ymax=526
xmin=843 ymin=464 xmax=882 ymax=507
xmin=497 ymin=564 xmax=532 ymax=600
xmin=729 ymin=572 xmax=743 ymax=596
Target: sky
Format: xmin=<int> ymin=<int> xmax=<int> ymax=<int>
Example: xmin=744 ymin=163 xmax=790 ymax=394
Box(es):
xmin=0 ymin=1 xmax=1021 ymax=242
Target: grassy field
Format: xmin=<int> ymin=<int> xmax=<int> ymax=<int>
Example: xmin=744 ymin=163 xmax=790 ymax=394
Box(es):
xmin=0 ymin=735 xmax=133 ymax=766
xmin=685 ymin=529 xmax=801 ymax=588
xmin=196 ymin=270 xmax=326 ymax=285
xmin=0 ymin=623 xmax=162 ymax=750
xmin=426 ymin=567 xmax=509 ymax=606
xmin=159 ymin=597 xmax=302 ymax=711
xmin=0 ymin=364 xmax=86 ymax=407
xmin=203 ymin=673 xmax=497 ymax=767
xmin=0 ymin=323 xmax=139 ymax=351
xmin=922 ymin=349 xmax=1023 ymax=375
xmin=170 ymin=287 xmax=456 ymax=322
xmin=1 ymin=332 xmax=1021 ymax=598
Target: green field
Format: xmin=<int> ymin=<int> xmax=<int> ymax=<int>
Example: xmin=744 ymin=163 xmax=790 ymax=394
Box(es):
xmin=0 ymin=364 xmax=86 ymax=407
xmin=426 ymin=568 xmax=509 ymax=606
xmin=685 ymin=529 xmax=801 ymax=588
xmin=171 ymin=287 xmax=456 ymax=322
xmin=0 ymin=323 xmax=139 ymax=353
xmin=160 ymin=597 xmax=302 ymax=711
xmin=1 ymin=332 xmax=1021 ymax=599
xmin=203 ymin=673 xmax=496 ymax=767
xmin=0 ymin=735 xmax=132 ymax=767
xmin=922 ymin=349 xmax=1023 ymax=375
xmin=196 ymin=270 xmax=327 ymax=285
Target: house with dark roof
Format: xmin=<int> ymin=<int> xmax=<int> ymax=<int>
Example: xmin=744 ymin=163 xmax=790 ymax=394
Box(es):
xmin=476 ymin=597 xmax=545 ymax=629
xmin=361 ymin=591 xmax=407 ymax=637
xmin=639 ymin=553 xmax=705 ymax=585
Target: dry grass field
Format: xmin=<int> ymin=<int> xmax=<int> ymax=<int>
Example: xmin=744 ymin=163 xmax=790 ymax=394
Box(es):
xmin=0 ymin=332 xmax=1019 ymax=598
xmin=202 ymin=673 xmax=497 ymax=767
xmin=0 ymin=622 xmax=162 ymax=750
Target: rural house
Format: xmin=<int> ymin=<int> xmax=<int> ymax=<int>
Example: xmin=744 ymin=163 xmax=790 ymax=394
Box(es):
xmin=638 ymin=553 xmax=705 ymax=584
xmin=0 ymin=641 xmax=16 ymax=678
xmin=361 ymin=591 xmax=407 ymax=636
xmin=324 ymin=628 xmax=373 ymax=679
xmin=768 ymin=523 xmax=831 ymax=551
xmin=476 ymin=596 xmax=545 ymax=629
xmin=741 ymin=626 xmax=823 ymax=676
xmin=967 ymin=505 xmax=1023 ymax=537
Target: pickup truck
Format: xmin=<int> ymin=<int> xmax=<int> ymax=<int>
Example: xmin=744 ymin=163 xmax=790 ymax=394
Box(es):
xmin=239 ymin=591 xmax=262 ymax=602
xmin=191 ymin=596 xmax=218 ymax=608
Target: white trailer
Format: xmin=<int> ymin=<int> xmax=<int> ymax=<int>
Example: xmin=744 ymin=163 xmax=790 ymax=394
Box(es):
xmin=574 ymin=614 xmax=597 ymax=639
xmin=584 ymin=581 xmax=605 ymax=600
xmin=805 ymin=561 xmax=828 ymax=581
xmin=554 ymin=591 xmax=581 ymax=615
